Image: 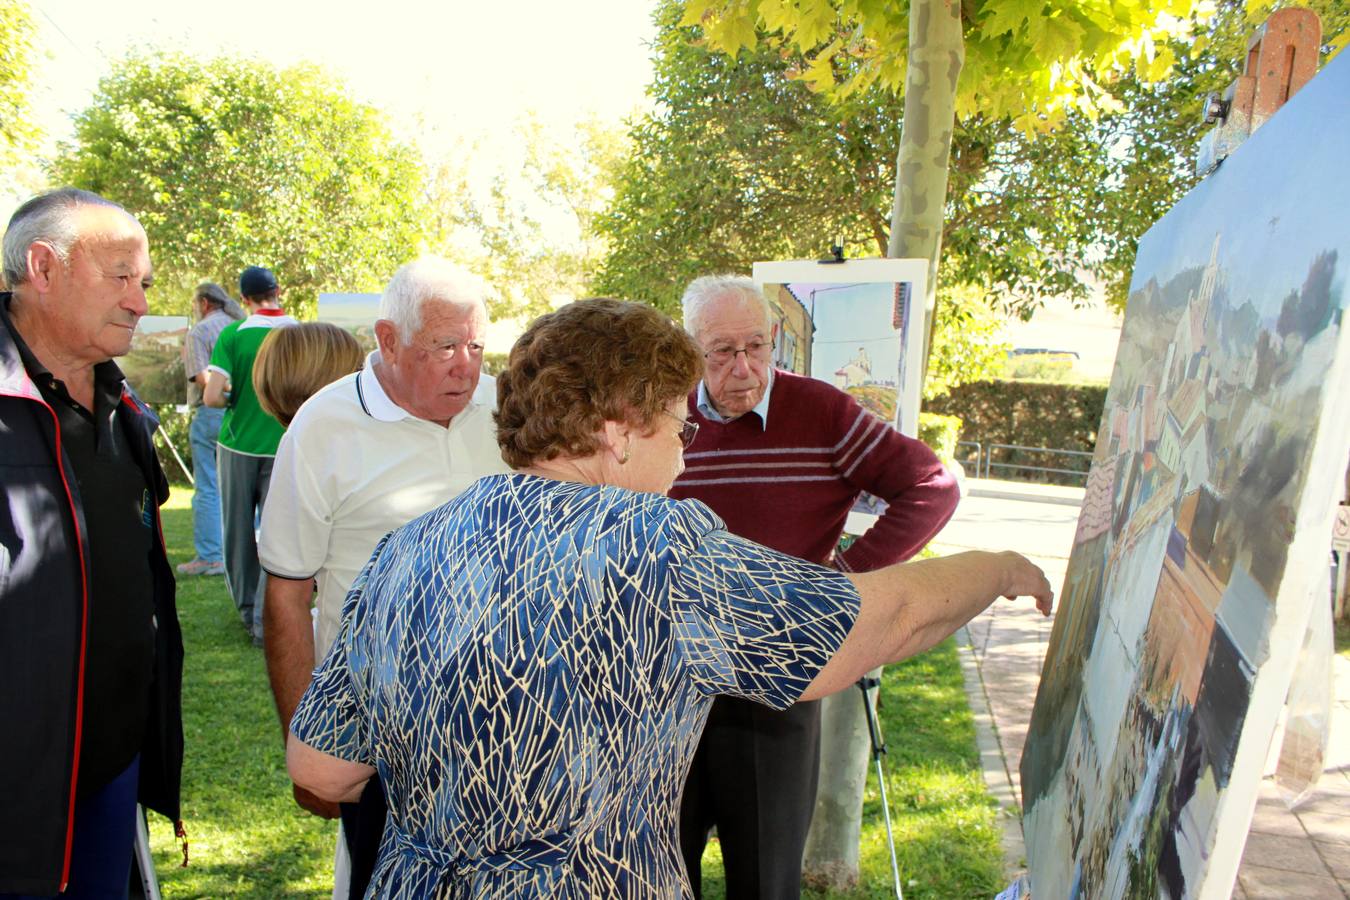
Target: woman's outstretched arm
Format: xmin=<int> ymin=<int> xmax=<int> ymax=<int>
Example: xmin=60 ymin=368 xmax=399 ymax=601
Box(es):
xmin=800 ymin=551 xmax=1052 ymax=701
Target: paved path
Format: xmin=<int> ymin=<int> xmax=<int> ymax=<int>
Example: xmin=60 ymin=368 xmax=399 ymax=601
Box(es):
xmin=932 ymin=478 xmax=1350 ymax=899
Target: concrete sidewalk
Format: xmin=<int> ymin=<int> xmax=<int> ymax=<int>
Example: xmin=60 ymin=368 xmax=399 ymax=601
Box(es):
xmin=932 ymin=478 xmax=1350 ymax=899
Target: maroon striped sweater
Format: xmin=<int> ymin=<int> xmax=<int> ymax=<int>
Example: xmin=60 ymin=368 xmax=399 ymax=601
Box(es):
xmin=669 ymin=370 xmax=959 ymax=572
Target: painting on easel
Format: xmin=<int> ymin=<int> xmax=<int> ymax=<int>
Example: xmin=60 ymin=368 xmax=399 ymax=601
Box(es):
xmin=124 ymin=315 xmax=190 ymax=405
xmin=1021 ymin=50 xmax=1350 ymax=899
xmin=751 ymin=258 xmax=926 ymax=439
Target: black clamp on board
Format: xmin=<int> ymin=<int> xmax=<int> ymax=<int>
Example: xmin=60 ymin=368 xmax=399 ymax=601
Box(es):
xmin=818 ymin=239 xmax=846 ymax=265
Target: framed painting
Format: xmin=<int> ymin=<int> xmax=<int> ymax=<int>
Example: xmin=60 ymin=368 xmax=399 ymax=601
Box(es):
xmin=317 ymin=292 xmax=382 ymax=353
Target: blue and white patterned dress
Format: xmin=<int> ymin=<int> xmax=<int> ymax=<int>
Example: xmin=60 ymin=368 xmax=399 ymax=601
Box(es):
xmin=291 ymin=473 xmax=860 ymax=898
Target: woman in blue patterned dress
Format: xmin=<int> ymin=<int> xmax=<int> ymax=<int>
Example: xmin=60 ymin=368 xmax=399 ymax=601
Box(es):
xmin=288 ymin=299 xmax=1052 ymax=898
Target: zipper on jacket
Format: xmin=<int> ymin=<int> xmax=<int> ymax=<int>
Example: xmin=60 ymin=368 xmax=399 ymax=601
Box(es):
xmin=39 ymin=397 xmax=90 ymax=893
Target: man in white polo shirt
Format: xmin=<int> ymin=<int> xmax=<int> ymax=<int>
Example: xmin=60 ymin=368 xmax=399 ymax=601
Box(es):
xmin=258 ymin=257 xmax=509 ymax=898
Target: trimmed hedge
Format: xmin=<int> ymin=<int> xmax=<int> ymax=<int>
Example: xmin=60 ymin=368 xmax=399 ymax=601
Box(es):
xmin=918 ymin=412 xmax=962 ymax=463
xmin=926 ymin=380 xmax=1108 ymax=483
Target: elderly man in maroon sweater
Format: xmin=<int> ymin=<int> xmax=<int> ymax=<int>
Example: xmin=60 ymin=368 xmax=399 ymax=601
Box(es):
xmin=670 ymin=274 xmax=960 ymax=898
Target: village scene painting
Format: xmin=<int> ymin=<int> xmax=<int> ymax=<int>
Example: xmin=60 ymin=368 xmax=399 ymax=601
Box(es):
xmin=123 ymin=315 xmax=189 ymax=405
xmin=1020 ymin=53 xmax=1350 ymax=900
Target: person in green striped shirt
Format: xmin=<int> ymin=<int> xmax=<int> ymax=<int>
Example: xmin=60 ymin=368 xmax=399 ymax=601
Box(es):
xmin=204 ymin=266 xmax=297 ymax=644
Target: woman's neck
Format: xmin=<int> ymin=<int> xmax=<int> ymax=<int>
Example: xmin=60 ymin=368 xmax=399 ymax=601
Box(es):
xmin=518 ymin=454 xmax=608 ymax=487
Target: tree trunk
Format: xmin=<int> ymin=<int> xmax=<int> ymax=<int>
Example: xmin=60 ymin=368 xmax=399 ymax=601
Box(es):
xmin=802 ymin=673 xmax=878 ymax=891
xmin=803 ymin=0 xmax=964 ymax=889
xmin=887 ymin=0 xmax=965 ymax=377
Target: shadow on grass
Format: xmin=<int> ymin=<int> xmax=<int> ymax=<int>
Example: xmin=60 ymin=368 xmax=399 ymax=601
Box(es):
xmin=151 ymin=842 xmax=334 ymax=900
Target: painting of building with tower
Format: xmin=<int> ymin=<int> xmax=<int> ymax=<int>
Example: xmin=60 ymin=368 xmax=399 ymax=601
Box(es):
xmin=1021 ymin=48 xmax=1350 ymax=899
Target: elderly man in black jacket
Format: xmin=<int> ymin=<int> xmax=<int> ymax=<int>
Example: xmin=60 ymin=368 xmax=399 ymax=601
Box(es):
xmin=0 ymin=188 xmax=183 ymax=897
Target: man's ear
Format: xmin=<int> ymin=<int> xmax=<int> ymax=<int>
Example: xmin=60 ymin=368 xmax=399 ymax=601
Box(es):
xmin=25 ymin=242 xmax=63 ymax=293
xmin=373 ymin=320 xmax=400 ymax=358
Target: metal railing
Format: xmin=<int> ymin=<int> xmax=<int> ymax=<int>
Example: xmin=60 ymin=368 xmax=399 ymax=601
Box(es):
xmin=955 ymin=440 xmax=982 ymax=472
xmin=980 ymin=442 xmax=1094 ymax=484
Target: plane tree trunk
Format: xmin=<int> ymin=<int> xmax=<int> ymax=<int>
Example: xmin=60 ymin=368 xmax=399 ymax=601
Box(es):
xmin=803 ymin=0 xmax=964 ymax=889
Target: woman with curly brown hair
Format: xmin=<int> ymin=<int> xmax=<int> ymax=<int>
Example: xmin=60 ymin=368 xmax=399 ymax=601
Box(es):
xmin=286 ymin=298 xmax=1052 ymax=898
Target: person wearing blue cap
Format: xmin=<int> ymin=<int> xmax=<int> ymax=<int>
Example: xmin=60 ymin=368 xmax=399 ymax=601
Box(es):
xmin=204 ymin=266 xmax=297 ymax=644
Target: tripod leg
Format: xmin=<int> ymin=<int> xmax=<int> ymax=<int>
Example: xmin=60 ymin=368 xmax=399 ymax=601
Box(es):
xmin=858 ymin=678 xmax=903 ymax=900
xmin=132 ymin=804 xmax=162 ymax=900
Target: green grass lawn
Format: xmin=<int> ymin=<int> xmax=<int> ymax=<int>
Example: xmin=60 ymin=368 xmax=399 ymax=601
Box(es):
xmin=149 ymin=488 xmax=1005 ymax=897
xmin=149 ymin=489 xmax=335 ymax=898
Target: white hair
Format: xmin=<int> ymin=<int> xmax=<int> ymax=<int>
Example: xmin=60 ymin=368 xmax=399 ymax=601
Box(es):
xmin=679 ymin=274 xmax=771 ymax=339
xmin=378 ymin=257 xmax=488 ymax=344
xmin=2 ymin=188 xmax=129 ymax=288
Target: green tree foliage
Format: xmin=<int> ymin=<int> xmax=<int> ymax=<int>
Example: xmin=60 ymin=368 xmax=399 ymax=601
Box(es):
xmin=608 ymin=1 xmax=1159 ymax=317
xmin=925 ymin=284 xmax=1010 ymax=399
xmin=428 ymin=115 xmax=627 ymax=321
xmin=0 ymin=0 xmax=38 ymax=200
xmin=594 ymin=2 xmax=899 ymax=315
xmin=682 ymin=0 xmax=1207 ymax=129
xmin=594 ymin=3 xmax=1082 ymax=391
xmin=51 ymin=52 xmax=428 ymax=318
xmin=1085 ymin=0 xmax=1349 ymax=306
xmin=670 ymin=0 xmax=1349 ymax=311
xmin=680 ymin=0 xmax=1215 ymax=389
xmin=600 ymin=2 xmax=1348 ymax=320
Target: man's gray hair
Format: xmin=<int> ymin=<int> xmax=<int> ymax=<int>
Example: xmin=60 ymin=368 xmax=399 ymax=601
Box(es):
xmin=680 ymin=274 xmax=771 ymax=339
xmin=2 ymin=188 xmax=129 ymax=289
xmin=378 ymin=257 xmax=488 ymax=344
xmin=196 ymin=282 xmax=245 ymax=321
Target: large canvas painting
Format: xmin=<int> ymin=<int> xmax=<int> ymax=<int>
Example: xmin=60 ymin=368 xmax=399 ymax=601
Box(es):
xmin=751 ymin=258 xmax=926 ymax=437
xmin=1021 ymin=52 xmax=1350 ymax=899
xmin=124 ymin=315 xmax=189 ymax=405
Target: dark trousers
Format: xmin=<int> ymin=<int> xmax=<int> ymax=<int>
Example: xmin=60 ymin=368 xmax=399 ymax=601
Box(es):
xmin=216 ymin=446 xmax=273 ymax=638
xmin=679 ymin=697 xmax=821 ymax=900
xmin=2 ymin=756 xmax=140 ymax=900
xmin=339 ymin=776 xmax=387 ymax=899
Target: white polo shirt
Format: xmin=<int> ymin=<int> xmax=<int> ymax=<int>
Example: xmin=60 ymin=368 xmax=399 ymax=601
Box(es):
xmin=258 ymin=352 xmax=510 ymax=657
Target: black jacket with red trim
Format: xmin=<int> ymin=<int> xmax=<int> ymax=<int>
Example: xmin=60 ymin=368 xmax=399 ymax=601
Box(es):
xmin=0 ymin=293 xmax=184 ymax=894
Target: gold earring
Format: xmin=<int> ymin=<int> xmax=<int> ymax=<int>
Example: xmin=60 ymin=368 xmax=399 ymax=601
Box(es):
xmin=621 ymin=446 xmax=631 ymax=464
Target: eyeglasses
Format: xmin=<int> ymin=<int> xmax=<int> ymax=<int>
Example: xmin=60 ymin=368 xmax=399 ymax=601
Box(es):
xmin=663 ymin=410 xmax=700 ymax=448
xmin=704 ymin=340 xmax=774 ymax=366
xmin=421 ymin=340 xmax=485 ymax=363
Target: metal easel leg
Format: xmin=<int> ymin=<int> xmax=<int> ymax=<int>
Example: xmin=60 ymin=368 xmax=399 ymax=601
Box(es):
xmin=858 ymin=675 xmax=904 ymax=900
xmin=131 ymin=804 xmax=162 ymax=900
